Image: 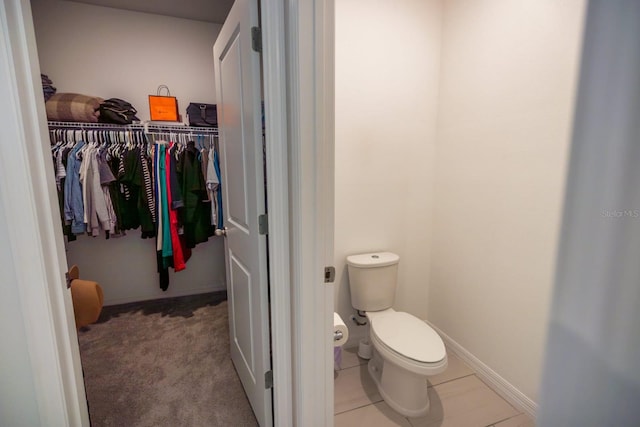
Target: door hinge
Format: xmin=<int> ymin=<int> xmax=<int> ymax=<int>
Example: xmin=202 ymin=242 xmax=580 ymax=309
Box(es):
xmin=252 ymin=27 xmax=262 ymax=53
xmin=264 ymin=370 xmax=273 ymax=389
xmin=65 ymin=272 xmax=72 ymax=289
xmin=258 ymin=214 xmax=268 ymax=235
xmin=324 ymin=266 xmax=336 ymax=283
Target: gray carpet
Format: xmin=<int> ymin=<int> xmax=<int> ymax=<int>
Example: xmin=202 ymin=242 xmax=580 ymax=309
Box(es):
xmin=78 ymin=292 xmax=258 ymax=427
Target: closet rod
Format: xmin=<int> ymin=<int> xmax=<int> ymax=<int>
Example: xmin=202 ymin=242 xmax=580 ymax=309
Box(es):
xmin=47 ymin=121 xmax=218 ymax=135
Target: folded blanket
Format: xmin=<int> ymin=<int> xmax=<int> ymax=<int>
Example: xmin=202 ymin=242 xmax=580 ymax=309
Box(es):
xmin=46 ymin=93 xmax=103 ymax=122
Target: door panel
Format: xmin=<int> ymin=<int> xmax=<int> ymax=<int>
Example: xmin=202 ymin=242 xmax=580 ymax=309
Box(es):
xmin=219 ymin=32 xmax=250 ymax=231
xmin=214 ymin=0 xmax=272 ymax=425
xmin=229 ymin=251 xmax=254 ymax=375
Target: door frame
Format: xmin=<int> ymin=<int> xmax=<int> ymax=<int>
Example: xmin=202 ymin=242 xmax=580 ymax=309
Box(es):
xmin=284 ymin=0 xmax=335 ymax=425
xmin=261 ymin=0 xmax=293 ymax=424
xmin=0 ymin=0 xmax=89 ymax=424
xmin=0 ymin=0 xmax=334 ymax=426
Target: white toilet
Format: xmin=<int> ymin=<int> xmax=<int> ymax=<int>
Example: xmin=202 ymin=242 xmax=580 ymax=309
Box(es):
xmin=347 ymin=252 xmax=447 ymax=418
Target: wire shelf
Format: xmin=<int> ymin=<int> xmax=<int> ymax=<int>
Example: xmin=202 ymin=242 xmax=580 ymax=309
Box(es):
xmin=47 ymin=121 xmax=218 ymax=135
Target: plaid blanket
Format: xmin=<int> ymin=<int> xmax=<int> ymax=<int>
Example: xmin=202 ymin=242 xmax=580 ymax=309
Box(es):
xmin=46 ymin=93 xmax=103 ymax=122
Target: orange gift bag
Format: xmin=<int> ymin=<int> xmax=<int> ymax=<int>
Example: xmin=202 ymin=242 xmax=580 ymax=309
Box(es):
xmin=149 ymin=85 xmax=179 ymax=121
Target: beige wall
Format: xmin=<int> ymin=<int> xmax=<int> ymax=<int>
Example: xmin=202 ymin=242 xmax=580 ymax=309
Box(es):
xmin=31 ymin=0 xmax=226 ymax=304
xmin=334 ymin=0 xmax=443 ymax=341
xmin=429 ymin=0 xmax=586 ymax=401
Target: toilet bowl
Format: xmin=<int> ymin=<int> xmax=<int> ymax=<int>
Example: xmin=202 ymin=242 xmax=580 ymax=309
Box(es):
xmin=365 ymin=309 xmax=447 ymax=417
xmin=346 ymin=252 xmax=448 ymax=417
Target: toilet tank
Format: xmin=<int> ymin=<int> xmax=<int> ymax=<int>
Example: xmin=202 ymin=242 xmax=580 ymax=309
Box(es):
xmin=346 ymin=252 xmax=400 ymax=312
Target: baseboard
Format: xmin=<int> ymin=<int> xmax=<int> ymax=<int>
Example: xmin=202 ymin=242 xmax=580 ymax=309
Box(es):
xmin=426 ymin=321 xmax=538 ymax=418
xmin=104 ymin=285 xmax=226 ymax=306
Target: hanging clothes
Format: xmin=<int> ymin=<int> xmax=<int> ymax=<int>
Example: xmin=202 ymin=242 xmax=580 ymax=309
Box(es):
xmin=50 ymin=125 xmax=223 ymax=291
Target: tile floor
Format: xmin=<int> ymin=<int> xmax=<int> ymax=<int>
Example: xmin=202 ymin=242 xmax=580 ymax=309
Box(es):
xmin=334 ymin=347 xmax=535 ymax=427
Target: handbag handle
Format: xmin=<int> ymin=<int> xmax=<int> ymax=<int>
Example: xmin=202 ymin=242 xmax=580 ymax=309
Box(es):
xmin=157 ymin=85 xmax=171 ymax=96
xmin=199 ymin=104 xmax=215 ymax=125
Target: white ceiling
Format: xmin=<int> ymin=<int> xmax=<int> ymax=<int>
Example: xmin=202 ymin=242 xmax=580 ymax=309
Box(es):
xmin=70 ymin=0 xmax=234 ymax=24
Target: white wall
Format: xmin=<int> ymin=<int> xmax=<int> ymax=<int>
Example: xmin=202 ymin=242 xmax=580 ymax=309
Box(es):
xmin=334 ymin=0 xmax=443 ymax=343
xmin=66 ymin=235 xmax=226 ymax=305
xmin=429 ymin=0 xmax=586 ymax=402
xmin=335 ymin=0 xmax=585 ymax=405
xmin=31 ymin=0 xmax=226 ymax=304
xmin=0 ymin=198 xmax=41 ymax=426
xmin=31 ymin=0 xmax=221 ymax=121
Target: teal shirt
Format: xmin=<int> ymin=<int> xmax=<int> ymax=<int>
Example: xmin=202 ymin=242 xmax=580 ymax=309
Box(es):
xmin=159 ymin=144 xmax=172 ymax=258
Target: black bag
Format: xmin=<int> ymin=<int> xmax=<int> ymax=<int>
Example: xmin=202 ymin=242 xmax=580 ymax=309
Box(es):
xmin=99 ymin=98 xmax=139 ymax=125
xmin=187 ymin=103 xmax=217 ymax=127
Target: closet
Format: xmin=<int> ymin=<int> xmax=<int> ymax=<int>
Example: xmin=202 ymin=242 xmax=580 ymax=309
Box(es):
xmin=32 ymin=0 xmax=228 ymax=304
xmin=30 ymin=0 xmax=272 ymax=425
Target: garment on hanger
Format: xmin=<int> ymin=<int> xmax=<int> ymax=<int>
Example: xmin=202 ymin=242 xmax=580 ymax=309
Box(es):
xmin=140 ymin=148 xmax=155 ymax=223
xmin=97 ymin=149 xmax=118 ymax=237
xmin=52 ymin=140 xmax=76 ymax=241
xmin=200 ymin=144 xmax=209 ymax=200
xmin=166 ymin=142 xmax=186 ymax=272
xmin=213 ymin=148 xmax=224 ymax=230
xmin=81 ymin=144 xmax=111 ymax=236
xmin=64 ymin=141 xmax=86 ymax=234
xmin=177 ymin=141 xmax=215 ymax=248
xmin=153 ymin=142 xmax=169 ymax=290
xmin=158 ymin=144 xmax=172 ymax=260
xmin=207 ymin=148 xmax=221 ymax=228
xmin=119 ymin=147 xmax=155 ymax=237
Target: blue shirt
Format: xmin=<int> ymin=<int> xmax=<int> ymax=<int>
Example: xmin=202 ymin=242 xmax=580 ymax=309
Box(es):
xmin=63 ymin=141 xmax=86 ymax=234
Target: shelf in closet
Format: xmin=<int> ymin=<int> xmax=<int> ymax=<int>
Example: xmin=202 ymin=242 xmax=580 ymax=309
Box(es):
xmin=47 ymin=121 xmax=219 ymax=135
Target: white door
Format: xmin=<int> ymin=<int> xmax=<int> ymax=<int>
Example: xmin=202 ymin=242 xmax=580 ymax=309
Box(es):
xmin=214 ymin=1 xmax=272 ymax=425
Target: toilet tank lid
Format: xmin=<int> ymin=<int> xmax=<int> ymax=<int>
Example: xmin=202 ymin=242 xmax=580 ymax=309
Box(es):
xmin=346 ymin=252 xmax=399 ymax=268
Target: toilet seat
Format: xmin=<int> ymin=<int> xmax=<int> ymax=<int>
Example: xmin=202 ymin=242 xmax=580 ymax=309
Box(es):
xmin=370 ymin=311 xmax=446 ymax=364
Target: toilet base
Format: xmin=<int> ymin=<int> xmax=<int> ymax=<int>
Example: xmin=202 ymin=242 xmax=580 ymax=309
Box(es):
xmin=368 ymin=352 xmax=430 ymax=418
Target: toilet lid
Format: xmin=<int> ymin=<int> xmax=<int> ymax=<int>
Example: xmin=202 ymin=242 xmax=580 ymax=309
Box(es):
xmin=371 ymin=312 xmax=446 ymax=363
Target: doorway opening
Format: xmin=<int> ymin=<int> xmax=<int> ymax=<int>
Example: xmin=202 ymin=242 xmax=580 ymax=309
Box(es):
xmin=27 ymin=0 xmax=272 ymax=425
